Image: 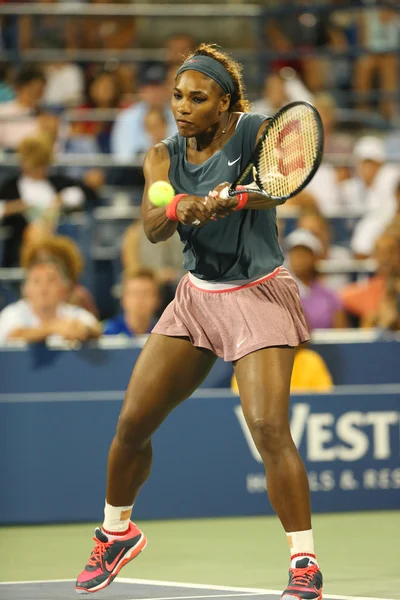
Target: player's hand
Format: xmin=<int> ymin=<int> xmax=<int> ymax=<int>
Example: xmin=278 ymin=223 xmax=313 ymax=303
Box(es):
xmin=176 ymin=195 xmax=213 ymax=227
xmin=206 ymin=182 xmax=239 ymax=218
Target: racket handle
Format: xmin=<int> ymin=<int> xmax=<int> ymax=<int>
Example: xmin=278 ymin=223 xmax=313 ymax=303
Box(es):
xmin=219 ymin=186 xmax=232 ymax=199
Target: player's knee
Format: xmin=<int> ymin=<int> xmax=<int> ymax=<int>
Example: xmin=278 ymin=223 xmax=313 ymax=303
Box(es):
xmin=248 ymin=417 xmax=291 ymax=457
xmin=115 ymin=411 xmax=149 ymax=451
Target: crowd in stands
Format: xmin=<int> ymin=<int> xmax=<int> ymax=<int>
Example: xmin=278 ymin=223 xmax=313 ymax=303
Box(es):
xmin=0 ymin=1 xmax=399 ymax=391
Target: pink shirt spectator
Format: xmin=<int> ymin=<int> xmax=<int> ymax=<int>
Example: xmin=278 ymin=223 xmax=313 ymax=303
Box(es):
xmin=298 ymin=280 xmax=343 ymax=329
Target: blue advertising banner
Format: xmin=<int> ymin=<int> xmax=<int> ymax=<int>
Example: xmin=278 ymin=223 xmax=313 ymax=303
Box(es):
xmin=1 ymin=389 xmax=399 ymax=524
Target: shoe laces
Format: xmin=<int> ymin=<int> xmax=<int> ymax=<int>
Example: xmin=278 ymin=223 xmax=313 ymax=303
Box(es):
xmin=87 ymin=536 xmax=113 ymax=567
xmin=290 ymin=563 xmax=319 ymax=587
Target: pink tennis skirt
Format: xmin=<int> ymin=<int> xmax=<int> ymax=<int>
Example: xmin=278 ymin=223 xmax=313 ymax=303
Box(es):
xmin=152 ymin=266 xmax=310 ymax=362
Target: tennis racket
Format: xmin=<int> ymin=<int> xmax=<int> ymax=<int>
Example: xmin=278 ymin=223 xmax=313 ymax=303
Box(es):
xmin=220 ymin=101 xmax=324 ymax=202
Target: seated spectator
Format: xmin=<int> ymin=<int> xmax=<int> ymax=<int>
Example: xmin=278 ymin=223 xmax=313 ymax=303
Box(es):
xmin=164 ymin=33 xmax=196 ymax=69
xmin=128 ymin=107 xmax=169 ymax=161
xmin=21 ymin=235 xmax=99 ymax=317
xmin=232 ymin=346 xmax=333 ymax=393
xmin=348 ymin=137 xmax=399 ymax=258
xmin=19 ymin=0 xmax=76 ymax=52
xmin=0 ymin=134 xmax=98 ymax=267
xmin=0 ymin=65 xmax=46 ymax=150
xmin=43 ymin=62 xmax=85 ymax=108
xmin=78 ymin=0 xmax=136 ymax=51
xmin=111 ymin=64 xmax=177 ymax=163
xmin=0 ymin=244 xmax=101 ymax=344
xmin=0 ymin=62 xmax=15 ymax=103
xmin=354 ymin=6 xmax=399 ymax=120
xmin=341 ymin=232 xmax=400 ymax=328
xmin=252 ymin=70 xmax=313 ymax=115
xmin=71 ymin=68 xmax=123 ymax=154
xmin=285 ymin=229 xmax=347 ymax=329
xmin=296 ymin=209 xmax=352 ymax=290
xmin=121 ymin=221 xmax=185 ymax=309
xmin=103 ymin=268 xmax=160 ymax=337
xmin=313 ymin=93 xmax=353 ymax=157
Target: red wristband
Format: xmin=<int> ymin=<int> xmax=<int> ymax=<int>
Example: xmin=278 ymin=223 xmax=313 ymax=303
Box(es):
xmin=235 ymin=185 xmax=249 ymax=210
xmin=166 ymin=194 xmax=188 ymax=221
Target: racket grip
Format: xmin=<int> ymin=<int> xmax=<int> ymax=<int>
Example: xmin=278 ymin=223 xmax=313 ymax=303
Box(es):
xmin=219 ymin=186 xmax=230 ymax=200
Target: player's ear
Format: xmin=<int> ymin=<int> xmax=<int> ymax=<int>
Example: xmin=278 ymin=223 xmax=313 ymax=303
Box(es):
xmin=219 ymin=93 xmax=230 ymax=114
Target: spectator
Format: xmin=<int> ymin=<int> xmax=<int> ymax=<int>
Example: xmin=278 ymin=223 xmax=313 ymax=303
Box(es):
xmin=111 ymin=64 xmax=177 ymax=163
xmin=264 ymin=4 xmax=332 ymax=94
xmin=0 ymin=242 xmax=101 ymax=344
xmin=0 ymin=62 xmax=15 ymax=103
xmin=121 ymin=221 xmax=185 ymax=309
xmin=285 ymin=228 xmax=348 ymax=329
xmin=354 ymin=6 xmax=399 ymax=120
xmin=296 ymin=208 xmax=352 ymax=290
xmin=252 ymin=73 xmax=289 ymax=115
xmin=252 ymin=70 xmax=313 ymax=115
xmin=43 ymin=62 xmax=85 ymax=108
xmin=103 ymin=268 xmax=160 ymax=337
xmin=72 ymin=68 xmax=123 ymax=154
xmin=232 ymin=345 xmax=333 ymax=393
xmin=0 ymin=134 xmax=98 ymax=267
xmin=341 ymin=232 xmax=400 ymax=328
xmin=126 ymin=107 xmax=169 ymax=161
xmin=18 ymin=0 xmax=76 ymax=51
xmin=313 ymin=93 xmax=353 ymax=157
xmin=164 ymin=33 xmax=196 ymax=69
xmin=79 ymin=0 xmax=136 ymax=51
xmin=0 ymin=65 xmax=46 ymax=150
xmin=305 ymin=94 xmax=355 ymax=216
xmin=21 ymin=235 xmax=99 ymax=317
xmin=348 ymin=136 xmax=399 ymax=258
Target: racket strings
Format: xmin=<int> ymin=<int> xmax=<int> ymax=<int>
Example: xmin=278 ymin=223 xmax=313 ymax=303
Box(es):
xmin=256 ymin=105 xmax=320 ymax=199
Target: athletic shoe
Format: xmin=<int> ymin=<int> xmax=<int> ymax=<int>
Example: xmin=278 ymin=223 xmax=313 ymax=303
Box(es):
xmin=75 ymin=521 xmax=147 ymax=594
xmin=281 ymin=556 xmax=323 ymax=600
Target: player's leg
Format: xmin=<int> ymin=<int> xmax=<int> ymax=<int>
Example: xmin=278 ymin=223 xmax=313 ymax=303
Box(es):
xmin=234 ymin=346 xmax=322 ymax=600
xmin=76 ymin=334 xmax=216 ymax=594
xmin=106 ymin=333 xmax=216 ymax=508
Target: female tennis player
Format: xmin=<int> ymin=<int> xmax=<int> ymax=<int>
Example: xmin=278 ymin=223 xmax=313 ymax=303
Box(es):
xmin=76 ymin=43 xmax=323 ymax=600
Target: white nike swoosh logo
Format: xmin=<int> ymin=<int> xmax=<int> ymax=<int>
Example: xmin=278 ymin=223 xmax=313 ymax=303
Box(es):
xmin=236 ymin=338 xmax=246 ymax=348
xmin=228 ymin=156 xmax=241 ymax=166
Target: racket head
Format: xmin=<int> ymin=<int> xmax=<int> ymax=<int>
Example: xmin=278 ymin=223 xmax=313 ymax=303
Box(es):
xmin=253 ymin=101 xmax=324 ymax=201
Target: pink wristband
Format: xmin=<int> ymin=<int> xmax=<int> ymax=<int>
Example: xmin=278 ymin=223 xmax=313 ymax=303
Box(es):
xmin=235 ymin=185 xmax=249 ymax=210
xmin=166 ymin=194 xmax=188 ymax=221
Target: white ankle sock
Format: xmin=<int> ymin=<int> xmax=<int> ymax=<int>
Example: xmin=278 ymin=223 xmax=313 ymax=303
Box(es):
xmin=286 ymin=529 xmax=318 ymax=568
xmin=102 ymin=501 xmax=133 ymax=535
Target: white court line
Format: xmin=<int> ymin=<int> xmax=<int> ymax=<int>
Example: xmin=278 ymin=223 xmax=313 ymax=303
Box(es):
xmin=0 ymin=576 xmax=396 ymax=600
xmin=124 ymin=594 xmax=262 ymax=600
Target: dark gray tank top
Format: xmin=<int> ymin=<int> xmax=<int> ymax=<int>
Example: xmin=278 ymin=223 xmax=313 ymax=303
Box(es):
xmin=162 ymin=112 xmax=284 ymax=281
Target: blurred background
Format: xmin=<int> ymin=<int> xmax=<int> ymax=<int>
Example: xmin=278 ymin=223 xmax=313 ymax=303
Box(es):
xmin=0 ymin=1 xmax=399 ymax=598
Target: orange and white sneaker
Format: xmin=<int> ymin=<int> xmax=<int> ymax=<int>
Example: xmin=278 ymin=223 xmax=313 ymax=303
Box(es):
xmin=75 ymin=521 xmax=147 ymax=594
xmin=281 ymin=556 xmax=323 ymax=600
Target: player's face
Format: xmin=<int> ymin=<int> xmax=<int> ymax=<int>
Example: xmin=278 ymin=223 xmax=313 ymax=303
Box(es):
xmin=172 ymin=71 xmax=229 ymax=137
xmin=24 ymin=263 xmax=69 ymax=311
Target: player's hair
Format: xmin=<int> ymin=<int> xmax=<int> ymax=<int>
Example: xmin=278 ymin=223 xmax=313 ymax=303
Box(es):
xmin=184 ymin=43 xmax=251 ymax=113
xmin=21 ymin=235 xmax=84 ymax=284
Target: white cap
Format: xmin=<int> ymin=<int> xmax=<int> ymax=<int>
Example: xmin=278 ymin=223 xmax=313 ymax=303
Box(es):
xmin=353 ymin=136 xmax=385 ymax=163
xmin=285 ymin=229 xmax=323 ymax=256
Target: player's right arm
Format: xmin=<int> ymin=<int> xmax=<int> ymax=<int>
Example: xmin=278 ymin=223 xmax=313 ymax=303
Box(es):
xmin=142 ymin=143 xmax=213 ymax=243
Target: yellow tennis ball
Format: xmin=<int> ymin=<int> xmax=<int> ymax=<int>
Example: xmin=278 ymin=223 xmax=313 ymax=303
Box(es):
xmin=148 ymin=181 xmax=175 ymax=206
